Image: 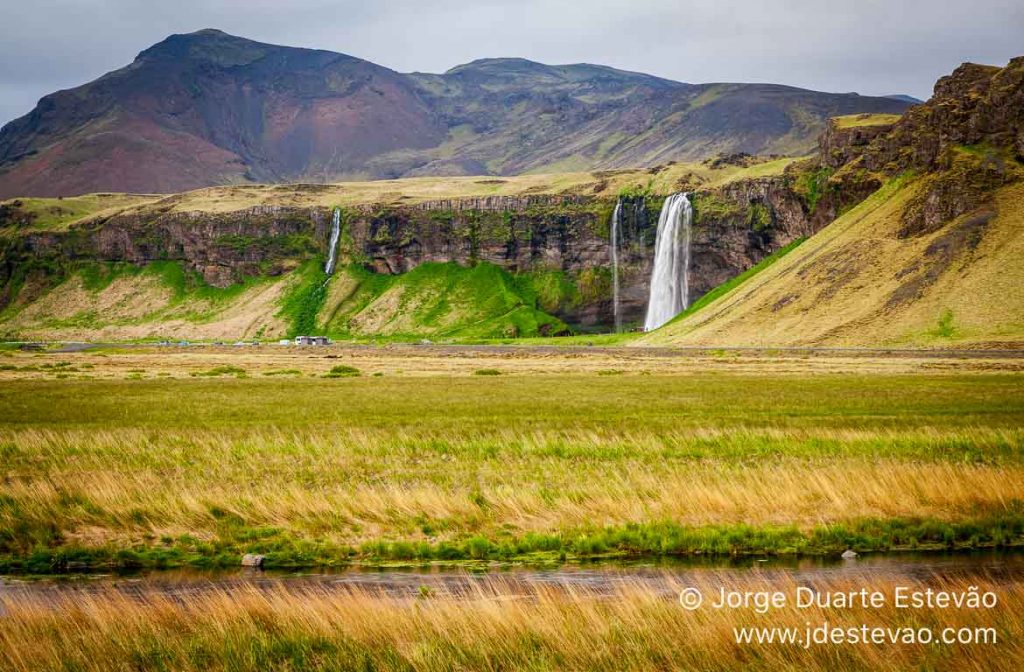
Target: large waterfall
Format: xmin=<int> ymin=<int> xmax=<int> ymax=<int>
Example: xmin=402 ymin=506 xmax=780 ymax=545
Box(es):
xmin=643 ymin=193 xmax=693 ymax=331
xmin=609 ymin=199 xmax=623 ymax=333
xmin=324 ymin=207 xmax=341 ymax=275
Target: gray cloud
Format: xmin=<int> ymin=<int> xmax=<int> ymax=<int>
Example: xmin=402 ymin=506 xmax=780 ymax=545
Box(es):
xmin=2 ymin=0 xmax=1022 ymax=125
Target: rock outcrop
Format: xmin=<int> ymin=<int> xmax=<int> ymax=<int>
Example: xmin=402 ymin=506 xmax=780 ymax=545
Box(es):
xmin=863 ymin=58 xmax=1024 ymax=173
xmin=819 ymin=116 xmax=900 ymax=169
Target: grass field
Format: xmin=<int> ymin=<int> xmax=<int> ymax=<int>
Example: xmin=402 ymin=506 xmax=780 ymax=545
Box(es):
xmin=1 ymin=346 xmax=1022 ymax=572
xmin=2 ymin=574 xmax=1020 ymax=670
xmin=1 ymin=346 xmax=1022 ymax=670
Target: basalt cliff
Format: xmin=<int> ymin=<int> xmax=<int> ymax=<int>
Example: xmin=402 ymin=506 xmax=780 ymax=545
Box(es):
xmin=0 ymin=158 xmax=823 ymax=338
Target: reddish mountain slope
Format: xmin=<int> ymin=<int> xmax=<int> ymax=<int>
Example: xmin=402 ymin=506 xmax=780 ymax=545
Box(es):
xmin=0 ymin=29 xmax=911 ymax=197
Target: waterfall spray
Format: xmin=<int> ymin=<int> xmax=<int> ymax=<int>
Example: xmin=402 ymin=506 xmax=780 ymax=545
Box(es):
xmin=643 ymin=193 xmax=692 ymax=331
xmin=324 ymin=207 xmax=341 ymax=275
xmin=609 ymin=199 xmax=623 ymax=333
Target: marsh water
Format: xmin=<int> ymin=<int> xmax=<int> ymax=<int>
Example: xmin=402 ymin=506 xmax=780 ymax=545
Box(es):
xmin=3 ymin=551 xmax=1022 ymax=606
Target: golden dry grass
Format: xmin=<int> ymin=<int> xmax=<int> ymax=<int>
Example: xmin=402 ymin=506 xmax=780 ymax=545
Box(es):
xmin=3 ymin=343 xmax=1022 ymax=381
xmin=3 ymin=158 xmax=799 ymax=227
xmin=831 ymin=113 xmax=904 ymax=129
xmin=1 ymin=574 xmax=1020 ymax=670
xmin=5 ymin=430 xmax=1020 ymax=548
xmin=131 ymin=157 xmax=798 ymax=214
xmin=0 ymin=193 xmax=159 ymax=230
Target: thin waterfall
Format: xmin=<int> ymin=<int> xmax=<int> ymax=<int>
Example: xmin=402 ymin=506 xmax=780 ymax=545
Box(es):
xmin=633 ymin=198 xmax=647 ymax=256
xmin=324 ymin=207 xmax=341 ymax=275
xmin=643 ymin=193 xmax=693 ymax=331
xmin=609 ymin=199 xmax=623 ymax=333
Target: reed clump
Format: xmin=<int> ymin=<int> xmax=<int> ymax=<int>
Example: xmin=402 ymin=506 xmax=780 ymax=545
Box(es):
xmin=1 ymin=574 xmax=1020 ymax=670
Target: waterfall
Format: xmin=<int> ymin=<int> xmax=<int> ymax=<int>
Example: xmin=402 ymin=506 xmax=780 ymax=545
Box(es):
xmin=609 ymin=199 xmax=623 ymax=333
xmin=324 ymin=207 xmax=341 ymax=275
xmin=633 ymin=198 xmax=647 ymax=255
xmin=643 ymin=193 xmax=693 ymax=331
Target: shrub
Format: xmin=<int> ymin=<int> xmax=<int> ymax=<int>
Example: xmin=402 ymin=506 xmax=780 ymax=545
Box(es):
xmin=932 ymin=309 xmax=957 ymax=338
xmin=474 ymin=368 xmax=501 ymax=376
xmin=191 ymin=365 xmax=246 ymax=378
xmin=324 ymin=365 xmax=361 ymax=378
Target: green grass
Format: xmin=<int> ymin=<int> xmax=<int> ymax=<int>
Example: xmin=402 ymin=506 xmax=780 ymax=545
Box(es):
xmin=318 ymin=261 xmax=571 ymax=340
xmin=278 ymin=260 xmax=330 ymax=336
xmin=792 ymin=166 xmax=834 ymax=213
xmin=0 ymin=371 xmax=1021 ymax=572
xmin=931 ymin=308 xmax=958 ymax=338
xmin=191 ymin=365 xmax=247 ymax=378
xmin=324 ymin=365 xmax=361 ymax=378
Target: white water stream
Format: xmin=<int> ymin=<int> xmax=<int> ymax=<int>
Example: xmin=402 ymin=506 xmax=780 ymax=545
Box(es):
xmin=643 ymin=193 xmax=692 ymax=331
xmin=609 ymin=199 xmax=623 ymax=333
xmin=324 ymin=207 xmax=341 ymax=275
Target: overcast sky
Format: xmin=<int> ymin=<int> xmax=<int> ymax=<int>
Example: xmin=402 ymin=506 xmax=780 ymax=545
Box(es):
xmin=2 ymin=0 xmax=1022 ymax=126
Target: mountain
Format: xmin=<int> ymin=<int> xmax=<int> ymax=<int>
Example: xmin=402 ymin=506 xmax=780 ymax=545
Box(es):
xmin=0 ymin=29 xmax=911 ymax=198
xmin=1 ymin=58 xmax=1019 ymax=345
xmin=884 ymin=94 xmax=924 ymax=104
xmin=641 ymin=58 xmax=1024 ymax=349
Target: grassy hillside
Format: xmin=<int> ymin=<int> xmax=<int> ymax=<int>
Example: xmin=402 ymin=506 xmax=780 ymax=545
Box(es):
xmin=640 ymin=154 xmax=1024 ymax=348
xmin=293 ymin=261 xmax=571 ymax=340
xmin=0 ymin=193 xmax=157 ymax=231
xmin=0 ymin=261 xmax=292 ymax=341
xmin=0 ymin=258 xmax=573 ymax=342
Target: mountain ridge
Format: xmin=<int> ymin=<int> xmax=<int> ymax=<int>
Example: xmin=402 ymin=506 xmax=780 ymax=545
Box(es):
xmin=0 ymin=29 xmax=910 ymax=197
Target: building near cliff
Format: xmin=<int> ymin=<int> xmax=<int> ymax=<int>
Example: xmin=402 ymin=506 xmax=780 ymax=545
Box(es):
xmin=293 ymin=336 xmax=330 ymax=346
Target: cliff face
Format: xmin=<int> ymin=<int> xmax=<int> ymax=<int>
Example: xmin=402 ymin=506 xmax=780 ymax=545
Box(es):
xmin=2 ymin=180 xmax=818 ymax=331
xmin=863 ymin=59 xmax=1024 ymax=173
